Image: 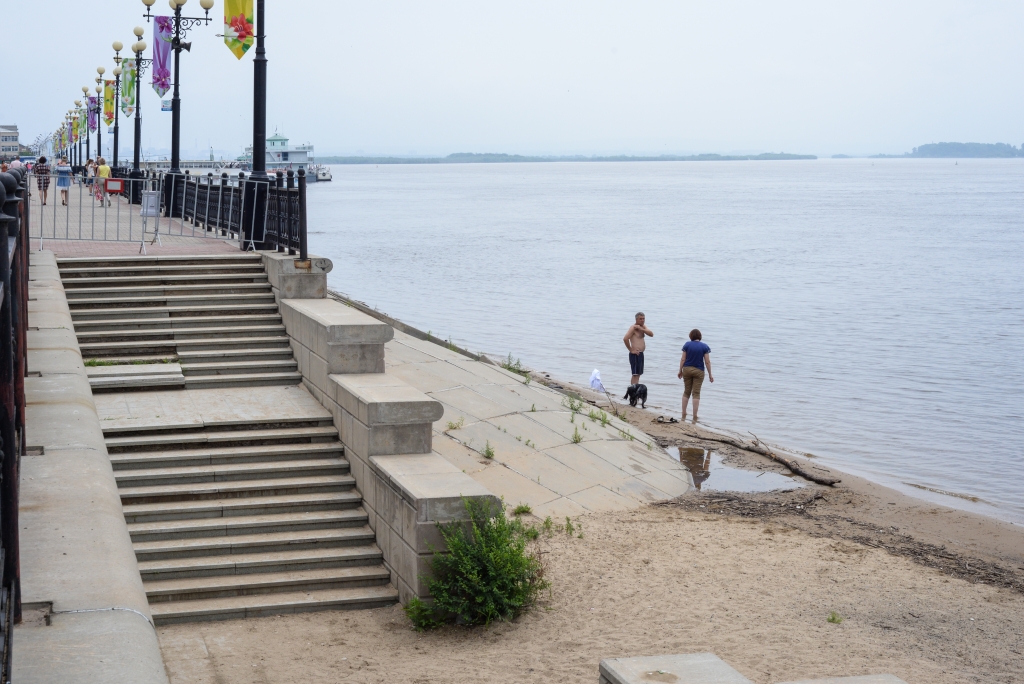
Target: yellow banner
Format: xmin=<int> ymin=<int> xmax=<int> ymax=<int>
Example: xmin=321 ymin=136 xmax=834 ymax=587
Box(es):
xmin=103 ymin=80 xmax=116 ymax=126
xmin=224 ymin=0 xmax=255 ymax=60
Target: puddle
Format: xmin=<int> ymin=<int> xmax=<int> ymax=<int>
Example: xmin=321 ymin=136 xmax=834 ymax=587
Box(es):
xmin=666 ymin=446 xmax=804 ymax=493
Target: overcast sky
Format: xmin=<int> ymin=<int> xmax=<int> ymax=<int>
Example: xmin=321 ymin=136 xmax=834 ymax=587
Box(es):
xmin=6 ymin=1 xmax=1023 ymax=158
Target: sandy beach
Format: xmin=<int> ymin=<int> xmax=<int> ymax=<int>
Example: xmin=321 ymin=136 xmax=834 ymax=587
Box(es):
xmin=156 ymin=371 xmax=1024 ymax=684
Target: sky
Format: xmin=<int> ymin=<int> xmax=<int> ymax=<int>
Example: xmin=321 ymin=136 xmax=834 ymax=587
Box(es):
xmin=5 ymin=0 xmax=1023 ymax=159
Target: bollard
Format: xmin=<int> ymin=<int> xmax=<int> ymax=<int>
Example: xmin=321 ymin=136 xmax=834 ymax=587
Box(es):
xmin=0 ymin=173 xmax=20 ymax=239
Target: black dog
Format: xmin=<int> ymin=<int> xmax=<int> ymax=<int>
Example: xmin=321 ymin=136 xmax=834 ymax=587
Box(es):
xmin=623 ymin=383 xmax=648 ymax=408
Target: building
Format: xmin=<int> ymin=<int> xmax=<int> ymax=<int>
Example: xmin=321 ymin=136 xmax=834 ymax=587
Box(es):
xmin=0 ymin=125 xmax=19 ymax=161
xmin=241 ymin=133 xmax=314 ymax=174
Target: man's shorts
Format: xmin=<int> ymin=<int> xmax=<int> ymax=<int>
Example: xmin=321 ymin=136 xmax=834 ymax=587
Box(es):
xmin=682 ymin=366 xmax=705 ymax=396
xmin=629 ymin=352 xmax=644 ymax=377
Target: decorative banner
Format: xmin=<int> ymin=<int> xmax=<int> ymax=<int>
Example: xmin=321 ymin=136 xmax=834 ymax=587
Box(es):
xmin=103 ymin=80 xmax=116 ymax=126
xmin=72 ymin=118 xmax=79 ymax=143
xmin=152 ymin=16 xmax=173 ymax=97
xmin=88 ymin=96 xmax=98 ymax=132
xmin=161 ymin=100 xmax=173 ymax=112
xmin=78 ymin=108 xmax=86 ymax=139
xmin=223 ymin=0 xmax=255 ymax=59
xmin=121 ymin=59 xmax=137 ymax=116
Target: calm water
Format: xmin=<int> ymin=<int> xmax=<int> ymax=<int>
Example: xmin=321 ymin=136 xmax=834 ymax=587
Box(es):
xmin=307 ymin=159 xmax=1024 ymax=523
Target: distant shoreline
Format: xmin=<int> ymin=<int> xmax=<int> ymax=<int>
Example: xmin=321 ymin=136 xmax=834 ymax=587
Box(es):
xmin=317 ymin=151 xmax=816 ymax=164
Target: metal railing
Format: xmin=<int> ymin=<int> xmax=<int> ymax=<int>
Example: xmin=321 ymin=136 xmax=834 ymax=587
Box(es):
xmin=0 ymin=164 xmax=29 ymax=680
xmin=28 ymin=168 xmax=307 ymax=258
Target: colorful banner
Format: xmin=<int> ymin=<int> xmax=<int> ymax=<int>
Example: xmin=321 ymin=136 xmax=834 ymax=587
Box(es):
xmin=152 ymin=16 xmax=173 ymax=97
xmin=224 ymin=0 xmax=255 ymax=59
xmin=121 ymin=59 xmax=137 ymax=117
xmin=88 ymin=96 xmax=98 ymax=132
xmin=72 ymin=118 xmax=79 ymax=144
xmin=103 ymin=80 xmax=116 ymax=126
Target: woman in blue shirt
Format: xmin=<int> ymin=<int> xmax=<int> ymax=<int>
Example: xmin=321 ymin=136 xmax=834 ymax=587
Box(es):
xmin=677 ymin=329 xmax=713 ymax=422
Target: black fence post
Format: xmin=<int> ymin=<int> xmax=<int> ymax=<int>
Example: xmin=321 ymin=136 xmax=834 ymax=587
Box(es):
xmin=297 ymin=168 xmax=308 ymax=262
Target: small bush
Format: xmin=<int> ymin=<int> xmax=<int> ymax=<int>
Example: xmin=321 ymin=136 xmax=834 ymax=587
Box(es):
xmin=524 ymin=526 xmax=540 ymax=540
xmin=446 ymin=416 xmax=465 ymax=431
xmin=500 ymin=353 xmax=529 ymax=379
xmin=404 ymin=596 xmax=445 ymax=631
xmin=412 ymin=498 xmax=548 ymax=628
xmin=827 ymin=611 xmax=843 ymax=624
xmin=482 ymin=441 xmax=496 ymax=459
xmin=571 ymin=426 xmax=582 ymax=444
xmin=512 ymin=503 xmax=532 ymax=516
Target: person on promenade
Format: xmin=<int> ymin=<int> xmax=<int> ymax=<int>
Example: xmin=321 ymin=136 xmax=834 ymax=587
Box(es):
xmin=55 ymin=157 xmax=72 ymax=206
xmin=34 ymin=156 xmax=51 ymax=205
xmin=84 ymin=159 xmax=95 ymax=189
xmin=8 ymin=159 xmax=22 ymax=170
xmin=678 ymin=328 xmax=713 ymax=422
xmin=623 ymin=312 xmax=653 ymax=385
xmin=95 ymin=157 xmax=111 ymax=205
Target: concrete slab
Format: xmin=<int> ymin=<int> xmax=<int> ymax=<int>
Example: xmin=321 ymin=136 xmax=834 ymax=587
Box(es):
xmin=386 ymin=360 xmax=488 ymax=394
xmin=533 ymin=496 xmax=588 ymax=519
xmin=430 ymin=385 xmax=516 ymax=420
xmin=469 ymin=463 xmax=560 ymax=510
xmin=188 ymin=384 xmax=330 ymax=426
xmin=448 ymin=420 xmax=539 ymax=462
xmin=331 ymin=373 xmax=443 ymax=426
xmin=388 ymin=332 xmax=469 ymax=362
xmin=774 ymin=677 xmax=907 ymax=684
xmin=14 ymin=611 xmax=168 ymax=684
xmin=568 ymin=485 xmax=638 ymax=512
xmin=93 ymin=390 xmax=203 ymax=432
xmin=467 ymin=382 xmax=544 ymax=413
xmin=86 ymin=363 xmax=183 ymax=377
xmin=546 ymin=443 xmax=635 ymax=484
xmin=485 ymin=412 xmax=569 ymax=450
xmin=384 ymin=338 xmax=443 ymax=366
xmin=432 ymin=400 xmax=483 ymax=433
xmin=500 ymin=451 xmax=599 ymax=497
xmin=26 ymin=327 xmax=80 ymax=352
xmin=431 ymin=435 xmax=492 ymax=475
xmin=600 ymin=653 xmax=753 ymax=684
xmin=28 ymin=348 xmax=86 ymax=377
xmin=444 ymin=357 xmax=525 ymax=386
xmin=635 ymin=469 xmax=694 ymax=497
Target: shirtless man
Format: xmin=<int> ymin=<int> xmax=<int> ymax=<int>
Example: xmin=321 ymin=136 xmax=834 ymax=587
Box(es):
xmin=623 ymin=312 xmax=653 ymax=385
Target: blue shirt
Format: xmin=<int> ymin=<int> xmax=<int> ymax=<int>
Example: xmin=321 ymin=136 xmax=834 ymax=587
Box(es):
xmin=682 ymin=341 xmax=710 ymax=370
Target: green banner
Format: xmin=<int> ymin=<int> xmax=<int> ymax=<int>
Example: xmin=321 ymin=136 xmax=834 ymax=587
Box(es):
xmin=121 ymin=59 xmax=136 ymax=117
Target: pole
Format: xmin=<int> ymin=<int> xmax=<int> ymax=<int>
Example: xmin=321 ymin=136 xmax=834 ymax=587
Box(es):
xmin=133 ymin=54 xmax=143 ymax=172
xmin=113 ymin=78 xmax=120 ymax=169
xmin=170 ymin=4 xmax=182 ymax=174
xmin=242 ymin=0 xmax=268 ymax=248
xmin=96 ymin=98 xmax=102 ymax=163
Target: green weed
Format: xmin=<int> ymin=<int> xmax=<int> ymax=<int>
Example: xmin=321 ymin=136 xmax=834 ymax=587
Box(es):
xmin=404 ymin=597 xmax=445 ymax=632
xmin=618 ymin=428 xmax=636 ymax=441
xmin=500 ymin=353 xmax=530 ymax=380
xmin=565 ymin=517 xmax=575 ymax=535
xmin=482 ymin=441 xmax=495 ymax=459
xmin=530 ymin=404 xmax=536 ymax=412
xmin=542 ymin=516 xmax=554 ymax=534
xmin=445 ymin=416 xmax=465 ymax=431
xmin=512 ymin=503 xmax=532 ymax=516
xmin=562 ymin=396 xmax=585 ymax=414
xmin=827 ymin=611 xmax=843 ymax=624
xmin=571 ymin=426 xmax=582 ymax=444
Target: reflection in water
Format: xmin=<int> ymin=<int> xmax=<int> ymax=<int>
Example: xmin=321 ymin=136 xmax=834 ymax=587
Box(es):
xmin=665 ymin=446 xmax=803 ymax=493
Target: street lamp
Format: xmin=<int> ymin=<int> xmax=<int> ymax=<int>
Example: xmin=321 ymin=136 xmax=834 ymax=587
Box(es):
xmin=112 ymin=41 xmax=124 ymax=170
xmin=129 ymin=28 xmax=155 ymax=202
xmin=142 ymin=0 xmax=213 ymax=177
xmin=74 ymin=100 xmax=83 ymax=166
xmin=96 ymin=67 xmax=105 ymax=163
xmin=81 ymin=87 xmax=91 ymax=163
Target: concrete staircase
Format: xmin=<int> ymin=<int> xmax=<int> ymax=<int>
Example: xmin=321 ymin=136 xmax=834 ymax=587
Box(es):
xmin=106 ymin=414 xmax=397 ymax=624
xmin=56 ymin=254 xmax=302 ymax=391
xmin=55 ymin=253 xmax=399 ymax=623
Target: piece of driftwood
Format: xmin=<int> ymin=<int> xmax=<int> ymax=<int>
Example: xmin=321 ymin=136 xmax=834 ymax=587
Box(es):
xmin=675 ymin=427 xmax=841 ymax=486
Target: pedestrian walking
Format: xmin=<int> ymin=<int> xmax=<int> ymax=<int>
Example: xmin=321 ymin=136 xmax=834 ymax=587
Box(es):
xmin=34 ymin=156 xmax=51 ymax=205
xmin=677 ymin=329 xmax=713 ymax=423
xmin=55 ymin=157 xmax=72 ymax=206
xmin=95 ymin=157 xmax=111 ymax=205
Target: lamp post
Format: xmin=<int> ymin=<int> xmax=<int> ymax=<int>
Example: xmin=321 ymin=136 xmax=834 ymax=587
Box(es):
xmin=130 ymin=27 xmax=154 ymax=202
xmin=241 ymin=0 xmax=268 ymax=248
xmin=74 ymin=100 xmax=83 ymax=167
xmin=112 ymin=41 xmax=124 ymax=170
xmin=81 ymin=87 xmax=91 ymax=163
xmin=96 ymin=67 xmax=105 ymax=162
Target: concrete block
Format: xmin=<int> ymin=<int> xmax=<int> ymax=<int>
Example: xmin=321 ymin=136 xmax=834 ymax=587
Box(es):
xmin=599 ymin=653 xmax=753 ymax=684
xmin=261 ymin=251 xmax=331 ymax=299
xmin=331 ymin=373 xmax=444 ymax=426
xmin=370 ymin=453 xmax=498 ymax=522
xmin=309 ymin=351 xmax=329 ymax=395
xmin=281 ymin=298 xmax=392 ymax=346
xmin=774 ymin=677 xmax=907 ymax=684
xmin=324 ymin=343 xmax=386 ymax=374
xmin=341 ymin=408 xmax=355 ymax=448
xmin=350 ymin=417 xmax=434 ymax=457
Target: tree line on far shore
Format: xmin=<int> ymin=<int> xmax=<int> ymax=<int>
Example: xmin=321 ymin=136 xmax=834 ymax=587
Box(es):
xmin=872 ymin=142 xmax=1024 ymax=158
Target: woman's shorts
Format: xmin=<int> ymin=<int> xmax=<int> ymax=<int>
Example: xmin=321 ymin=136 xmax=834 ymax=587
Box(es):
xmin=682 ymin=366 xmax=705 ymax=397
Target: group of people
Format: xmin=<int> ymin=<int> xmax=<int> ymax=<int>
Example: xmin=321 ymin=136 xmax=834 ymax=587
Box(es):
xmin=623 ymin=313 xmax=714 ymax=422
xmin=7 ymin=156 xmax=111 ymax=207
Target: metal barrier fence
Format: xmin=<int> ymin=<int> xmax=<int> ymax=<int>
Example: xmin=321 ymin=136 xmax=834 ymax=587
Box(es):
xmin=27 ymin=168 xmax=307 ymax=257
xmin=0 ymin=165 xmax=30 ymax=680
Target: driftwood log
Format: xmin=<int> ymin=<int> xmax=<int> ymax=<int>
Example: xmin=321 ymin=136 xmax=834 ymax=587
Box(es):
xmin=677 ymin=428 xmax=841 ymax=486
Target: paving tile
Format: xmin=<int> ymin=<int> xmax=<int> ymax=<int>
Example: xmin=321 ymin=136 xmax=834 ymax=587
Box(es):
xmin=388 ymin=360 xmax=487 ymax=394
xmin=500 ymin=451 xmax=598 ymax=497
xmin=431 ymin=435 xmax=492 ymax=475
xmin=388 ymin=332 xmax=468 ymax=363
xmin=545 ymin=443 xmax=634 ymax=484
xmin=533 ymin=496 xmax=588 ymax=519
xmin=93 ymin=390 xmax=203 ymax=431
xmin=469 ymin=463 xmax=560 ymax=510
xmin=635 ymin=469 xmax=693 ymax=498
xmin=384 ymin=338 xmax=441 ymax=366
xmin=188 ymin=384 xmax=330 ymax=425
xmin=600 ymin=653 xmax=753 ymax=684
xmin=429 ymin=386 xmax=516 ymax=421
xmin=483 ymin=413 xmax=568 ymax=450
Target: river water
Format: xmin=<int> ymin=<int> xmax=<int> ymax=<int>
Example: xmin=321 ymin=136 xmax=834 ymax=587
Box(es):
xmin=306 ymin=159 xmax=1024 ymax=523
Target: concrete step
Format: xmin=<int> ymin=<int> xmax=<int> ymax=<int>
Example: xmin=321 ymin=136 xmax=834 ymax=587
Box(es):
xmin=182 ymin=371 xmax=302 ymax=389
xmin=127 ymin=508 xmax=368 ymax=542
xmin=105 ymin=425 xmax=339 ymax=453
xmin=75 ymin=324 xmax=288 ymax=343
xmin=176 ymin=347 xmax=294 ymax=365
xmin=89 ymin=374 xmax=186 ymax=392
xmin=180 ymin=359 xmax=298 ymax=376
xmin=79 ymin=335 xmax=291 ymax=357
xmin=60 ymin=274 xmax=269 ymax=289
xmin=118 ymin=474 xmax=357 ymax=505
xmin=144 ymin=565 xmax=391 ymax=603
xmin=56 ymin=254 xmax=263 ymax=268
xmin=133 ymin=523 xmax=374 ymax=555
xmin=114 ymin=457 xmax=349 ymax=488
xmin=148 ymin=584 xmax=398 ymax=625
xmin=64 ymin=283 xmax=273 ymax=300
xmin=137 ymin=543 xmax=384 ymax=581
xmin=72 ymin=313 xmax=282 ymax=331
xmin=110 ymin=442 xmax=345 ymax=470
xmin=122 ymin=491 xmax=364 ymax=524
xmin=59 ymin=264 xmax=266 ymax=279
xmin=66 ymin=292 xmax=275 ymax=308
xmin=70 ymin=302 xmax=278 ymax=319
